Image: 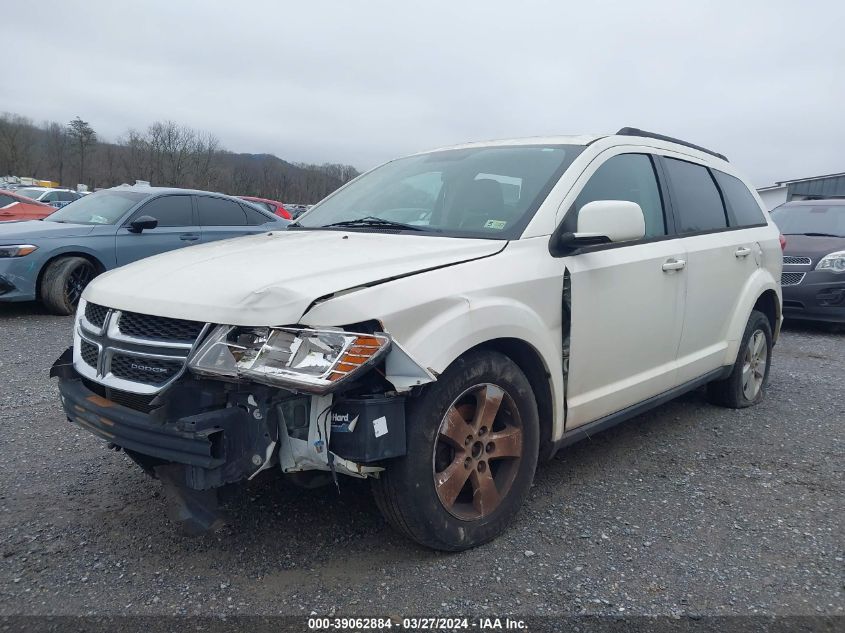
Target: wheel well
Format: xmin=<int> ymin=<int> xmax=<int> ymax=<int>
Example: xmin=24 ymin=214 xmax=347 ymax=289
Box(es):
xmin=35 ymin=252 xmax=105 ymax=299
xmin=472 ymin=338 xmax=556 ymax=462
xmin=753 ymin=289 xmax=780 ymax=342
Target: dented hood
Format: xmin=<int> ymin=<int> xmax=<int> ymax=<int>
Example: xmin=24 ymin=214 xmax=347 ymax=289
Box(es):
xmin=84 ymin=229 xmax=505 ymax=325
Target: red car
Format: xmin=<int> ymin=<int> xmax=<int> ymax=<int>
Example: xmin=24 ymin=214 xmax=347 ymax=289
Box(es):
xmin=239 ymin=196 xmax=291 ymax=220
xmin=0 ymin=189 xmax=56 ymax=221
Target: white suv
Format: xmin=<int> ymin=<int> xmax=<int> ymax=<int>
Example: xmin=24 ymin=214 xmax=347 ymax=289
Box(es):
xmin=53 ymin=128 xmax=782 ymax=550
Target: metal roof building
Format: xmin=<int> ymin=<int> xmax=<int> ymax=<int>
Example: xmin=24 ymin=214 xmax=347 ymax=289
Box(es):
xmin=757 ymin=171 xmax=845 ymax=210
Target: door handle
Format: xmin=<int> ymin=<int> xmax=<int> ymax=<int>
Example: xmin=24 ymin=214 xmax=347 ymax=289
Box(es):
xmin=662 ymin=258 xmax=686 ymax=272
xmin=735 ymin=246 xmax=752 ymax=258
xmin=179 ymin=234 xmax=200 ymax=242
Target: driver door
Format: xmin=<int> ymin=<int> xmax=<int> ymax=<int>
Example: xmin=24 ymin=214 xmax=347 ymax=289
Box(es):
xmin=562 ymin=152 xmax=687 ymax=429
xmin=115 ymin=194 xmax=200 ymax=266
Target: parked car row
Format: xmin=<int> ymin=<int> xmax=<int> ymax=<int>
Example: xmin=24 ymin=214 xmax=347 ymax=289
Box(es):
xmin=0 ymin=189 xmax=55 ymax=221
xmin=0 ymin=184 xmax=288 ymax=314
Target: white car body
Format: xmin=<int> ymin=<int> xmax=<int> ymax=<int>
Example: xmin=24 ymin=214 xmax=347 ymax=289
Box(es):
xmin=82 ymin=132 xmax=782 ymax=449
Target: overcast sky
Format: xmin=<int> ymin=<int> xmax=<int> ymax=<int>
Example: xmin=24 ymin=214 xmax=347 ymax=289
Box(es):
xmin=3 ymin=0 xmax=843 ymax=186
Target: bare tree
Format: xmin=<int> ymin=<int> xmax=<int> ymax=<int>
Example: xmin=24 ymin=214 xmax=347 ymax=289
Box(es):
xmin=67 ymin=116 xmax=97 ymax=185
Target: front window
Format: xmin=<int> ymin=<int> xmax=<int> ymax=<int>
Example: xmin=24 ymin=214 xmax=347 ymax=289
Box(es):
xmin=771 ymin=203 xmax=845 ymax=238
xmin=295 ymin=145 xmax=581 ymax=239
xmin=44 ymin=190 xmax=150 ymax=225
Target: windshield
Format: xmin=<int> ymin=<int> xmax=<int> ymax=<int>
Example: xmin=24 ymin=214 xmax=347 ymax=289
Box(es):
xmin=296 ymin=145 xmax=581 ymax=239
xmin=16 ymin=188 xmax=43 ymax=200
xmin=44 ymin=190 xmax=150 ymax=225
xmin=771 ymin=203 xmax=845 ymax=238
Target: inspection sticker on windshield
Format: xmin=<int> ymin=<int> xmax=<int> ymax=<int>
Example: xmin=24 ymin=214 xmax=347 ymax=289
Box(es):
xmin=484 ymin=220 xmax=507 ymax=230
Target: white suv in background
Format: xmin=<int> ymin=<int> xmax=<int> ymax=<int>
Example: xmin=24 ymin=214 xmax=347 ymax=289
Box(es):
xmin=54 ymin=128 xmax=782 ymax=550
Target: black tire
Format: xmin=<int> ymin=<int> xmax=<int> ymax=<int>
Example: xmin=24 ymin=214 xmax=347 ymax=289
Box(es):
xmin=372 ymin=349 xmax=539 ymax=551
xmin=40 ymin=256 xmax=97 ymax=316
xmin=707 ymin=310 xmax=773 ymax=408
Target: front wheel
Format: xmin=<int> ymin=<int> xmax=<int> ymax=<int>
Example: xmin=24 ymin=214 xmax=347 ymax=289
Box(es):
xmin=40 ymin=256 xmax=97 ymax=316
xmin=707 ymin=309 xmax=773 ymax=408
xmin=372 ymin=349 xmax=539 ymax=551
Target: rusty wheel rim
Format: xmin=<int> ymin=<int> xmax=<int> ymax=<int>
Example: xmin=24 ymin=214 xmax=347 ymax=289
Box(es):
xmin=432 ymin=383 xmax=523 ymax=520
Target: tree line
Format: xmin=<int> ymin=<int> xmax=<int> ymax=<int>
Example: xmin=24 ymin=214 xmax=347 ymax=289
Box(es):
xmin=0 ymin=112 xmax=359 ymax=203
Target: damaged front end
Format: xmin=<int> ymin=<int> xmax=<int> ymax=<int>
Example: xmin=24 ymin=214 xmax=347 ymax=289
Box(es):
xmin=52 ymin=302 xmax=434 ymax=534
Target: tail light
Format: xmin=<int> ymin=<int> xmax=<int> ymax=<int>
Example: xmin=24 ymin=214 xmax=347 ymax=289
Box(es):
xmin=779 ymin=234 xmax=786 ymax=251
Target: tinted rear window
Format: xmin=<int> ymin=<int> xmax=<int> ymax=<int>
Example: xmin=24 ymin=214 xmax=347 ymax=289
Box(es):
xmin=197 ymin=196 xmax=247 ymax=226
xmin=713 ymin=171 xmax=766 ymax=227
xmin=663 ymin=158 xmax=727 ymax=232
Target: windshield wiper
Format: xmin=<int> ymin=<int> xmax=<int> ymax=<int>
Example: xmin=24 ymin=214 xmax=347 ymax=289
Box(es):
xmin=321 ymin=216 xmax=432 ymax=232
xmin=784 ymin=232 xmax=842 ymax=237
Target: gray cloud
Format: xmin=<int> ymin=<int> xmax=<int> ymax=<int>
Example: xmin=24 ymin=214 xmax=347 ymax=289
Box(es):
xmin=3 ymin=0 xmax=843 ymax=186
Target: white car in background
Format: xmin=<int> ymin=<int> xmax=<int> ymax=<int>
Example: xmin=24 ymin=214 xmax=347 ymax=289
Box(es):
xmin=15 ymin=187 xmax=82 ymax=208
xmin=54 ymin=128 xmax=782 ymax=550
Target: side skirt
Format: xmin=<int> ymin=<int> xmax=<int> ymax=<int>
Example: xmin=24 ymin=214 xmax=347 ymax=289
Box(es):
xmin=551 ymin=366 xmax=732 ymax=455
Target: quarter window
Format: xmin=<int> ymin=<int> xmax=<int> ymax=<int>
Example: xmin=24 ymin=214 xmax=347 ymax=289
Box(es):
xmin=663 ymin=158 xmax=727 ymax=232
xmin=574 ymin=154 xmax=666 ymax=238
xmin=242 ymin=204 xmax=272 ymax=225
xmin=197 ymin=196 xmax=247 ymax=226
xmin=712 ymin=170 xmax=766 ymax=227
xmin=135 ymin=195 xmax=194 ymax=227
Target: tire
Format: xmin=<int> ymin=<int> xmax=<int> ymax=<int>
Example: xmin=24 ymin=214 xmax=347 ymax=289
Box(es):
xmin=372 ymin=349 xmax=539 ymax=551
xmin=40 ymin=257 xmax=97 ymax=316
xmin=707 ymin=310 xmax=773 ymax=408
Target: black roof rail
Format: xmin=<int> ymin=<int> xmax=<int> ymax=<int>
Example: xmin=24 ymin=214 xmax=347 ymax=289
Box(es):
xmin=615 ymin=127 xmax=728 ymax=162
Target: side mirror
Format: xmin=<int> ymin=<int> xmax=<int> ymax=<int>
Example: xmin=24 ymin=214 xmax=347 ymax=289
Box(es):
xmin=128 ymin=215 xmax=159 ymax=233
xmin=551 ymin=200 xmax=646 ymax=256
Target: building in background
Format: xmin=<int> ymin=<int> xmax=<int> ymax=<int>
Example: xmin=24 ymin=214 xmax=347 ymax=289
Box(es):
xmin=757 ymin=172 xmax=845 ymax=210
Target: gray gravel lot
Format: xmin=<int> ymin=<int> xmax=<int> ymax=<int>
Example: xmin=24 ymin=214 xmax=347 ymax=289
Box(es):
xmin=0 ymin=303 xmax=842 ymax=618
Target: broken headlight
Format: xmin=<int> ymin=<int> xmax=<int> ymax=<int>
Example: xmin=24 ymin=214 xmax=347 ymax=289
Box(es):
xmin=188 ymin=326 xmax=390 ymax=393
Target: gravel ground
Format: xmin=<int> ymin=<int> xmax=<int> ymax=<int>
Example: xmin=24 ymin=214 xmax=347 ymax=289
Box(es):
xmin=0 ymin=303 xmax=842 ymax=618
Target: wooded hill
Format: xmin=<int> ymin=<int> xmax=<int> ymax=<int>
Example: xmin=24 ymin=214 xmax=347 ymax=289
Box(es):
xmin=0 ymin=112 xmax=359 ymax=203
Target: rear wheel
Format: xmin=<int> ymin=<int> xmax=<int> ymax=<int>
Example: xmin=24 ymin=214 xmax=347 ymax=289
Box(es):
xmin=707 ymin=310 xmax=772 ymax=408
xmin=40 ymin=256 xmax=97 ymax=315
xmin=372 ymin=349 xmax=539 ymax=550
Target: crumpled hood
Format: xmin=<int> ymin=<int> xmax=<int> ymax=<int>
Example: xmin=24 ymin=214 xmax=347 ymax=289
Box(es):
xmin=84 ymin=230 xmax=505 ymax=325
xmin=0 ymin=220 xmax=95 ymax=239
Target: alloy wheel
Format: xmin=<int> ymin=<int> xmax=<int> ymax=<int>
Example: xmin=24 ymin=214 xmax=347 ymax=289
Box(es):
xmin=741 ymin=329 xmax=767 ymax=401
xmin=432 ymin=383 xmax=524 ymax=520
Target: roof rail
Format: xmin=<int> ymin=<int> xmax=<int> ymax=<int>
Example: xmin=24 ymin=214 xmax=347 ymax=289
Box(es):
xmin=615 ymin=127 xmax=728 ymax=162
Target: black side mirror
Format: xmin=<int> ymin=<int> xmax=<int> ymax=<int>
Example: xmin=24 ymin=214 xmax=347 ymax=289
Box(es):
xmin=128 ymin=215 xmax=158 ymax=233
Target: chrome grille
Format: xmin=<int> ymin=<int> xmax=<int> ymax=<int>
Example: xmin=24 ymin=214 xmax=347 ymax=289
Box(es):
xmin=80 ymin=339 xmax=99 ymax=369
xmin=117 ymin=311 xmax=205 ymax=343
xmin=781 ymin=272 xmax=806 ymax=286
xmin=84 ymin=302 xmax=109 ymax=328
xmin=74 ymin=299 xmax=208 ymax=396
xmin=783 ymin=255 xmax=812 ymax=266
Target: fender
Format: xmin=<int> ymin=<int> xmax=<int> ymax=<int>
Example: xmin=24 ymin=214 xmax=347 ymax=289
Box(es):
xmin=721 ymin=267 xmax=782 ymax=366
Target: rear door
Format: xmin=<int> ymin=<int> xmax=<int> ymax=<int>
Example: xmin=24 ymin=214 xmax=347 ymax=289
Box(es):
xmin=659 ymin=157 xmax=761 ymax=383
xmin=115 ymin=194 xmax=200 ymax=266
xmin=563 ymin=152 xmax=688 ymax=428
xmin=197 ymin=195 xmax=275 ymax=243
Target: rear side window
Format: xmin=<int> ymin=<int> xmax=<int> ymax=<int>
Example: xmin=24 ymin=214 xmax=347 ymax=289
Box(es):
xmin=574 ymin=153 xmax=666 ymax=238
xmin=58 ymin=191 xmax=78 ymax=201
xmin=663 ymin=158 xmax=727 ymax=232
xmin=712 ymin=170 xmax=766 ymax=227
xmin=136 ymin=195 xmax=194 ymax=227
xmin=241 ymin=204 xmax=272 ymax=225
xmin=0 ymin=194 xmax=15 ymax=207
xmin=197 ymin=196 xmax=247 ymax=226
